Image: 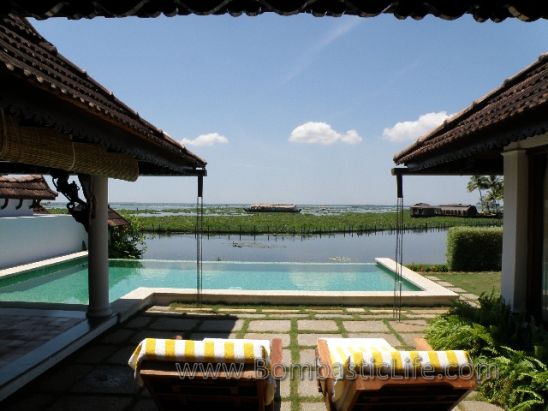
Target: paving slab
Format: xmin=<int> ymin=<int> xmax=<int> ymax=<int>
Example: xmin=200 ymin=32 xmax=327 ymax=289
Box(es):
xmin=106 ymin=345 xmax=137 ymax=365
xmin=345 ymin=333 xmax=401 ymax=347
xmin=398 ymin=333 xmax=425 ymax=348
xmin=244 ymin=333 xmax=290 ymax=347
xmin=425 ymin=276 xmax=441 ymax=280
xmin=268 ymin=313 xmax=310 ymax=318
xmin=437 ymin=281 xmax=455 ymax=287
xmin=279 ymin=377 xmax=291 ymax=398
xmin=37 ymin=364 xmax=93 ymax=392
xmin=263 ymin=309 xmax=302 ymax=313
xmin=70 ymin=365 xmax=137 ymax=394
xmin=462 ymin=293 xmax=480 ymax=301
xmin=99 ymin=328 xmax=135 ymax=344
xmin=298 ymin=333 xmax=343 ymax=346
xmin=128 ymin=398 xmax=158 ymax=411
xmin=72 ymin=344 xmax=119 ymax=364
xmin=405 ymin=313 xmax=439 ymax=319
xmin=130 ymin=329 xmax=183 ymax=343
xmin=460 ymin=401 xmax=504 ymax=411
xmin=218 ymin=308 xmax=258 ymax=313
xmin=279 ymin=400 xmax=291 ymax=411
xmin=411 ymin=309 xmax=449 ymax=314
xmin=188 ymin=332 xmax=239 ymax=340
xmin=198 ymin=318 xmax=245 ymax=332
xmin=148 ymin=317 xmax=200 ymax=331
xmin=299 ymin=348 xmax=317 ymax=366
xmin=309 ymin=309 xmax=343 ymax=313
xmin=298 ymin=320 xmax=339 ymax=332
xmin=248 ymin=320 xmax=292 ymax=332
xmin=232 ymin=313 xmax=267 ymax=318
xmin=124 ymin=315 xmax=155 ymax=329
xmin=447 ymin=287 xmax=467 ymax=293
xmin=388 ymin=319 xmax=428 ymax=333
xmin=48 ymin=395 xmax=134 ymax=411
xmin=345 ymin=308 xmax=365 ymax=313
xmin=342 ymin=321 xmax=388 ymax=332
xmin=3 ymin=393 xmax=55 ymax=411
xmin=297 ymin=375 xmax=322 ymax=399
xmin=300 ymin=402 xmax=326 ymax=411
xmin=314 ymin=314 xmax=353 ymax=319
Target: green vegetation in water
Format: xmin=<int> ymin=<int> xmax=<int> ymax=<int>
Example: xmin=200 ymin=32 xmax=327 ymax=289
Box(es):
xmin=426 ymin=293 xmax=548 ymax=411
xmin=130 ymin=210 xmax=502 ymax=235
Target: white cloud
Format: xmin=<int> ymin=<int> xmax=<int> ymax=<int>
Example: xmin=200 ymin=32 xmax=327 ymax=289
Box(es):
xmin=180 ymin=132 xmax=229 ymax=147
xmin=289 ymin=122 xmax=362 ymax=145
xmin=382 ymin=111 xmax=451 ymax=143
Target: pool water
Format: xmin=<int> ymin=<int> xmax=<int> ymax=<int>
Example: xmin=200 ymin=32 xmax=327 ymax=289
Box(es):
xmin=0 ymin=259 xmax=420 ymax=304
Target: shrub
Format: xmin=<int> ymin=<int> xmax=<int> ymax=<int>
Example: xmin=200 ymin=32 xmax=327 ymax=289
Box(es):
xmin=446 ymin=226 xmax=502 ymax=271
xmin=109 ymin=215 xmax=146 ymax=259
xmin=425 ymin=294 xmax=548 ymax=410
xmin=406 ymin=263 xmax=448 ymax=272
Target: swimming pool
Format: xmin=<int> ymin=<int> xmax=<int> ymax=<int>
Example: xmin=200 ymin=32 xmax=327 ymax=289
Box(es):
xmin=0 ymin=258 xmax=420 ymax=304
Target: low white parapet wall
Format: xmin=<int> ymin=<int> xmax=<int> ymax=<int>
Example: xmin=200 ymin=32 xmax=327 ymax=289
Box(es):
xmin=0 ymin=215 xmax=87 ymax=270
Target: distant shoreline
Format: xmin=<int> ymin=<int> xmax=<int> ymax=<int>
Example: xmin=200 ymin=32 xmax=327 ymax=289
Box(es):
xmin=44 ymin=205 xmax=500 ymax=235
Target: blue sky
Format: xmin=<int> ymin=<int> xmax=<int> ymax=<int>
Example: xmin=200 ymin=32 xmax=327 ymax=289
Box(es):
xmin=34 ymin=15 xmax=547 ymax=205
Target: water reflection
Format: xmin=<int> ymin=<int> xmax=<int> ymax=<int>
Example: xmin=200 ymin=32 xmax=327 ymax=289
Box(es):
xmin=143 ymin=230 xmax=448 ymax=264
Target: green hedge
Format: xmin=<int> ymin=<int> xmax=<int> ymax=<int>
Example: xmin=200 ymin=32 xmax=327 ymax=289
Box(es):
xmin=447 ymin=226 xmax=502 ymax=271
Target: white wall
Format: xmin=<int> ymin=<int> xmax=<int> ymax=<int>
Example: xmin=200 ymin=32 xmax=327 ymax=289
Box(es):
xmin=0 ymin=215 xmax=87 ymax=269
xmin=0 ymin=199 xmax=34 ymax=217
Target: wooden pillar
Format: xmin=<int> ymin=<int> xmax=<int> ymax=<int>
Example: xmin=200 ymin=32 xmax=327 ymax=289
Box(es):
xmin=87 ymin=175 xmax=111 ymax=318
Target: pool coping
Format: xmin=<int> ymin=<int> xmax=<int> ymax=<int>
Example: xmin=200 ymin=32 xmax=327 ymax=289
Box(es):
xmin=0 ymin=256 xmax=458 ymax=307
xmin=0 ymin=251 xmax=88 ymax=280
xmin=115 ymin=258 xmax=458 ymax=307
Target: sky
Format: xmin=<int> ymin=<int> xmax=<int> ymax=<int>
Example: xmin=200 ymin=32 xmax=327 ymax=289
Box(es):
xmin=33 ymin=14 xmax=548 ymax=205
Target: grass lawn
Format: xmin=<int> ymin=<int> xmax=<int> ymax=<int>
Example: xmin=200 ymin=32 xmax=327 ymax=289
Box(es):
xmin=429 ymin=271 xmax=501 ymax=296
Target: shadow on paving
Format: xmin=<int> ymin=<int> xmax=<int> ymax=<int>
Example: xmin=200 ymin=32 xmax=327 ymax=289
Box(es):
xmin=2 ymin=312 xmax=241 ymax=411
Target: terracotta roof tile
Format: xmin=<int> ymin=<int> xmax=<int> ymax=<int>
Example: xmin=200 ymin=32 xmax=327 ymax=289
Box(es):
xmin=394 ymin=53 xmax=548 ymax=168
xmin=1 ymin=1 xmax=546 ymax=22
xmin=0 ymin=16 xmax=205 ymax=170
xmin=0 ymin=175 xmax=57 ymax=199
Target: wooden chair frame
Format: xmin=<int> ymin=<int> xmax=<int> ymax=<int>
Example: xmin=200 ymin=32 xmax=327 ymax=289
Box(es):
xmin=315 ymin=338 xmax=476 ymax=411
xmin=138 ymin=338 xmax=283 ymax=411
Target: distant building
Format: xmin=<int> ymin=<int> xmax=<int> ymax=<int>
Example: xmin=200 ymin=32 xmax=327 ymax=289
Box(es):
xmin=410 ymin=203 xmax=439 ymax=217
xmin=439 ymin=204 xmax=478 ymax=217
xmin=410 ymin=203 xmax=477 ymax=218
xmin=0 ymin=175 xmax=57 ymax=217
xmin=0 ymin=175 xmax=87 ymax=269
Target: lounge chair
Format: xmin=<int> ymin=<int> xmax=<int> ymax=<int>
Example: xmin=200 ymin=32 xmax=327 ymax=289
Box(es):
xmin=316 ymin=337 xmax=476 ymax=411
xmin=129 ymin=337 xmax=283 ymax=411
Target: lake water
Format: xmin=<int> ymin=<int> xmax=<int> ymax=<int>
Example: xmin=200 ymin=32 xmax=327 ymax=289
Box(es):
xmin=143 ymin=230 xmax=448 ymax=264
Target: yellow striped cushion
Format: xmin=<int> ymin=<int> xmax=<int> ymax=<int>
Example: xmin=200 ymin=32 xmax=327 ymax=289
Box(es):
xmin=343 ymin=350 xmax=472 ymax=374
xmin=128 ymin=338 xmax=270 ymax=371
xmin=322 ymin=338 xmax=396 ymax=372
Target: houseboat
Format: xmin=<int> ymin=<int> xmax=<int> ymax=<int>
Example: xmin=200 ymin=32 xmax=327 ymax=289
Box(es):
xmin=244 ymin=203 xmax=302 ymax=213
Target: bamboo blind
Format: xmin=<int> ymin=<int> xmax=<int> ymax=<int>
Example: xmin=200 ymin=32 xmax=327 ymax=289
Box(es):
xmin=0 ymin=110 xmax=139 ymax=181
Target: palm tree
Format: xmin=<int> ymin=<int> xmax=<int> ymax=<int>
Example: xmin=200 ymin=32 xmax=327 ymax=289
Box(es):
xmin=467 ymin=175 xmax=490 ymax=211
xmin=484 ymin=175 xmax=504 ymax=213
xmin=467 ymin=175 xmax=503 ymax=213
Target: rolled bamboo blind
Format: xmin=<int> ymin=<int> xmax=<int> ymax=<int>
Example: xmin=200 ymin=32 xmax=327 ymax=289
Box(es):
xmin=0 ymin=110 xmax=139 ymax=181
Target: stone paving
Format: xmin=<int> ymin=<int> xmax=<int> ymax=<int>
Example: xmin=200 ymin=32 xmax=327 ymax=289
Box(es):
xmin=2 ymin=295 xmax=503 ymax=410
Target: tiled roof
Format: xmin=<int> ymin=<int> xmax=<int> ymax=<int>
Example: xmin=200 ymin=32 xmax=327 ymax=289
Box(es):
xmin=394 ymin=53 xmax=548 ymax=170
xmin=108 ymin=208 xmax=129 ymax=228
xmin=0 ymin=175 xmax=57 ymax=199
xmin=2 ymin=1 xmax=546 ymax=22
xmin=0 ymin=16 xmax=205 ymax=173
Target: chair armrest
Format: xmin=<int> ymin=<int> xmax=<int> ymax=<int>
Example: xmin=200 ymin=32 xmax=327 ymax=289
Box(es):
xmin=270 ymin=338 xmax=284 ymax=378
xmin=414 ymin=337 xmax=433 ymax=350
